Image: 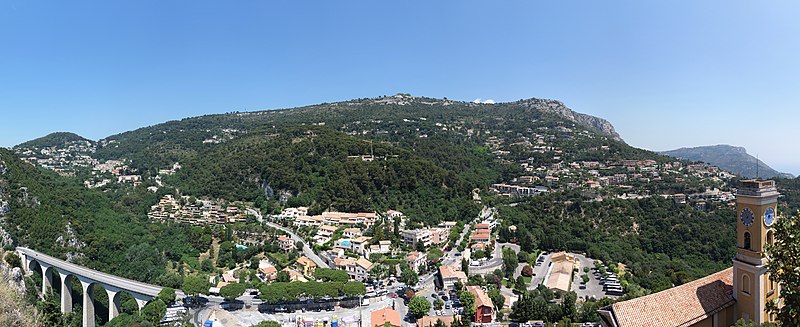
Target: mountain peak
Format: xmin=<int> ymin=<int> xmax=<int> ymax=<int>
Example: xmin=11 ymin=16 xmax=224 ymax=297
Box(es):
xmin=14 ymin=132 xmax=93 ymax=149
xmin=660 ymin=145 xmax=794 ymax=179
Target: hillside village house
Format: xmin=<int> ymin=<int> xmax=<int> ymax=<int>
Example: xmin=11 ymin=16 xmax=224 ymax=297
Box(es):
xmin=343 ymin=227 xmax=361 ymax=238
xmin=467 ymin=286 xmax=494 ymax=323
xmin=293 ymin=211 xmax=379 ymax=228
xmin=294 ymin=256 xmax=317 ymax=277
xmin=333 ymin=257 xmax=373 ymax=281
xmin=281 ymin=267 xmax=307 ymax=282
xmin=350 ymin=236 xmax=372 ymax=256
xmin=401 ymin=229 xmax=432 ymax=247
xmin=367 ymin=240 xmax=392 ymax=256
xmin=406 ymin=251 xmax=427 ymax=273
xmin=439 ymin=265 xmax=467 ymax=290
xmin=257 ymin=266 xmax=277 ymax=282
xmin=277 ymin=236 xmax=294 ymax=252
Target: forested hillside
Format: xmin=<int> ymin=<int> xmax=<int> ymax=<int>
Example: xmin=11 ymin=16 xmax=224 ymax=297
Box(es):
xmin=167 ymin=127 xmax=486 ymax=222
xmin=0 ymin=148 xmax=201 ymax=284
xmin=497 ymin=193 xmax=735 ymax=294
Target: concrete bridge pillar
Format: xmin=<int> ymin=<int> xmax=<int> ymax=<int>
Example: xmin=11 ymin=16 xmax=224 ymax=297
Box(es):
xmin=106 ymin=289 xmax=120 ymax=322
xmin=18 ymin=252 xmax=29 ymax=275
xmin=40 ymin=263 xmax=54 ymax=296
xmin=80 ymin=280 xmax=95 ymax=327
xmin=135 ymin=297 xmax=149 ymax=311
xmin=58 ymin=271 xmax=73 ymax=313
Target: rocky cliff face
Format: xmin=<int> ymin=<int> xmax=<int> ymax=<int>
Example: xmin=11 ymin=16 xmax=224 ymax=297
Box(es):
xmin=0 ymin=258 xmax=35 ymax=327
xmin=516 ymin=98 xmax=623 ymax=142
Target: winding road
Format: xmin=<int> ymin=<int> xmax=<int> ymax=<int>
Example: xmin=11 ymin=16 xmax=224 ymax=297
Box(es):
xmin=247 ymin=208 xmax=329 ymax=269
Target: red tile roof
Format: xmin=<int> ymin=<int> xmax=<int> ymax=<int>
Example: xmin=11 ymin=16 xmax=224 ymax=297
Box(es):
xmin=604 ymin=268 xmax=734 ymax=327
xmin=466 ymin=286 xmax=494 ymax=309
xmin=371 ymin=307 xmax=401 ymax=327
xmin=418 ymin=315 xmax=457 ymax=327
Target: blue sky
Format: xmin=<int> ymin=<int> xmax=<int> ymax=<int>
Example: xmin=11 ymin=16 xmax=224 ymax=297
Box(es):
xmin=1 ymin=1 xmax=799 ymax=174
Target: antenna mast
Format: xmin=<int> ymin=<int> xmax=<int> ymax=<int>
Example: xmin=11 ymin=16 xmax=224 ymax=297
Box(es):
xmin=756 ymin=154 xmax=760 ymax=179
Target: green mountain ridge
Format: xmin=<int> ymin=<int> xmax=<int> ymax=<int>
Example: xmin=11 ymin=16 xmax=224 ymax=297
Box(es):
xmin=660 ymin=144 xmax=794 ymax=179
xmin=14 ymin=132 xmax=93 ymax=149
xmin=91 ymin=95 xmax=625 ymax=172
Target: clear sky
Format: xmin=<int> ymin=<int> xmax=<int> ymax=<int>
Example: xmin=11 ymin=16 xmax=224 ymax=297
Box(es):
xmin=1 ymin=1 xmax=799 ymax=174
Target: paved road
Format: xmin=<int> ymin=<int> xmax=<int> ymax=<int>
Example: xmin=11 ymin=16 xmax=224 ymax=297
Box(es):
xmin=469 ymin=243 xmax=520 ymax=275
xmin=248 ymin=209 xmax=329 ymax=269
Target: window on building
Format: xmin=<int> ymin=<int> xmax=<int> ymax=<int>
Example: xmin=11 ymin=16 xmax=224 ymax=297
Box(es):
xmin=742 ymin=275 xmax=750 ymax=295
xmin=744 ymin=232 xmax=752 ymax=250
xmin=767 ymin=230 xmax=774 ymax=246
xmin=768 ymin=273 xmax=775 ymax=292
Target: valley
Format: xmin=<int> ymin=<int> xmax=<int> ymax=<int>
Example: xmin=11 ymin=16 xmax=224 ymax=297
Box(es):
xmin=2 ymin=94 xmax=798 ymax=327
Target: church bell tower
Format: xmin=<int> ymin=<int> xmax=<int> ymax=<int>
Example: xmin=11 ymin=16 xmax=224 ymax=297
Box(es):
xmin=732 ymin=179 xmax=779 ymax=323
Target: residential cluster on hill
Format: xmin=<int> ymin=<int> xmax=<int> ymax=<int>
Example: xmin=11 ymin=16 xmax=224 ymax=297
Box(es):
xmin=14 ymin=136 xmax=96 ymax=176
xmin=147 ymin=194 xmax=248 ymax=224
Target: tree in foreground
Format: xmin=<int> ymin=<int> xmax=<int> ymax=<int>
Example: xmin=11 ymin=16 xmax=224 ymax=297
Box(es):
xmin=434 ymin=297 xmax=444 ymax=310
xmin=766 ymin=214 xmax=800 ymax=324
xmin=220 ymin=283 xmax=246 ymax=301
xmin=156 ymin=287 xmax=176 ymax=304
xmin=408 ymin=296 xmax=432 ymax=318
xmin=182 ymin=275 xmax=209 ymax=299
xmin=140 ymin=299 xmax=167 ymax=325
xmin=251 ymin=321 xmax=281 ymax=327
xmin=459 ymin=291 xmax=476 ymax=321
xmin=401 ymin=268 xmax=419 ymax=286
xmin=521 ymin=264 xmax=533 ymax=277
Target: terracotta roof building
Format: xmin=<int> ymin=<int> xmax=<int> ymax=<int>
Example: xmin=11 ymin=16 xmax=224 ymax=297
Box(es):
xmin=545 ymin=252 xmax=576 ymax=293
xmin=418 ymin=315 xmax=458 ymax=327
xmin=466 ymin=286 xmax=494 ymax=323
xmin=599 ymin=268 xmax=735 ymax=327
xmin=371 ymin=307 xmax=401 ymax=327
xmin=439 ymin=265 xmax=467 ymax=290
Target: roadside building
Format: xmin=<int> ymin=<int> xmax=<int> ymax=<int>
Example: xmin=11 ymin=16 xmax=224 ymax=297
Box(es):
xmin=278 ymin=236 xmax=294 ymax=252
xmin=439 ymin=265 xmax=467 ymax=290
xmin=406 ymin=251 xmax=427 ymax=273
xmin=371 ymin=307 xmax=401 ymax=327
xmin=469 ymin=230 xmax=491 ymax=243
xmin=418 ymin=315 xmax=457 ymax=327
xmin=466 ymin=286 xmax=494 ymax=323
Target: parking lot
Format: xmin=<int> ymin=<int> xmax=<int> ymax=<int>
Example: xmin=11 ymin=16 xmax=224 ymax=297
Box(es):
xmin=421 ymin=288 xmax=464 ymax=318
xmin=529 ymin=252 xmax=620 ymax=300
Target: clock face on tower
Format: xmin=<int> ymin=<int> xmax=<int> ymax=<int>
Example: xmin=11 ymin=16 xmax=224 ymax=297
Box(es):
xmin=741 ymin=208 xmax=755 ymax=226
xmin=764 ymin=207 xmax=776 ymax=226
